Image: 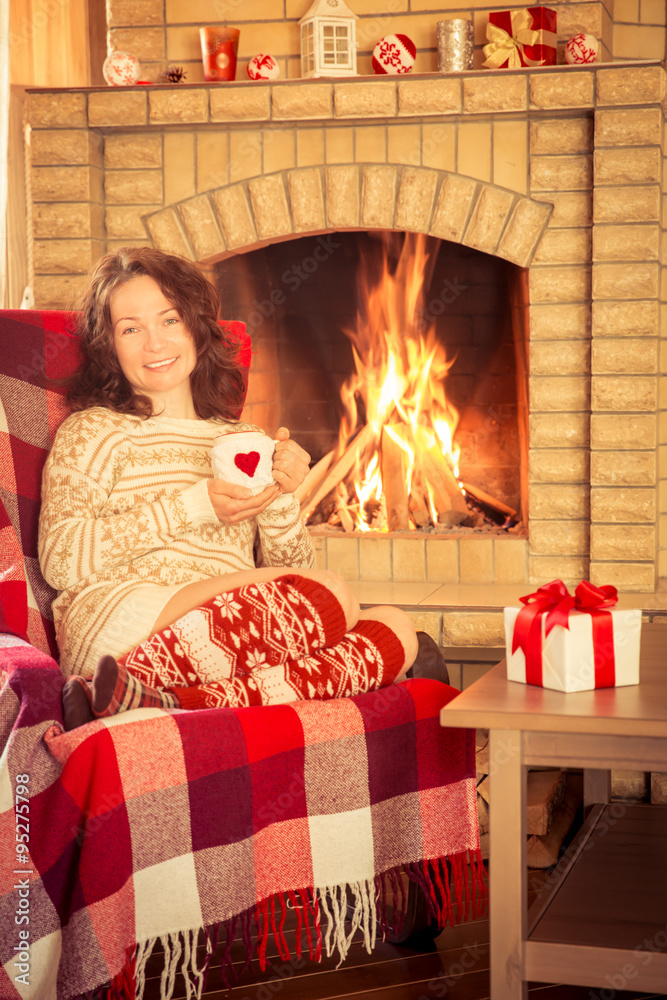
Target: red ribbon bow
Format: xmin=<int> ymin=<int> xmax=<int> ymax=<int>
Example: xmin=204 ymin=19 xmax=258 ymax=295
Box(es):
xmin=512 ymin=579 xmax=618 ymax=688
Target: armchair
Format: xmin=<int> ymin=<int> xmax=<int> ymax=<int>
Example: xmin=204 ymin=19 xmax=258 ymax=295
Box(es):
xmin=0 ymin=309 xmax=484 ymax=1000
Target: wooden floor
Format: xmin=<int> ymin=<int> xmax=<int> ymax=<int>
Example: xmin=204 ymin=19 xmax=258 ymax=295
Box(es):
xmin=142 ymin=868 xmax=667 ymax=1000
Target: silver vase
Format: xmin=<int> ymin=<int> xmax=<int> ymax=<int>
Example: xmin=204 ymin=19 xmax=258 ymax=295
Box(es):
xmin=437 ymin=19 xmax=474 ymax=73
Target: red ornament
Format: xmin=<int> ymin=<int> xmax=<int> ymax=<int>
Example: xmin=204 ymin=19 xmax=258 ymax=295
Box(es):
xmin=372 ymin=34 xmax=416 ymax=75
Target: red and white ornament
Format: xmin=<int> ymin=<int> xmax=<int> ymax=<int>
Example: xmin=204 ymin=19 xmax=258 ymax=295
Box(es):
xmin=564 ymin=33 xmax=599 ymax=64
xmin=247 ymin=53 xmax=281 ymax=80
xmin=372 ymin=34 xmax=416 ymax=75
xmin=103 ymin=50 xmax=141 ymax=86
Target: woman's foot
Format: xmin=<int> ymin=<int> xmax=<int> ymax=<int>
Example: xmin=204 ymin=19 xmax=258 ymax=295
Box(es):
xmin=61 ymin=676 xmax=94 ymax=731
xmin=406 ymin=633 xmax=450 ymax=685
xmin=92 ymin=654 xmax=180 ymax=715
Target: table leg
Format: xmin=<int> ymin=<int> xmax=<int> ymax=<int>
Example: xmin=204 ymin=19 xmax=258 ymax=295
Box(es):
xmin=489 ymin=728 xmax=527 ymax=1000
xmin=583 ymin=768 xmax=611 ymax=812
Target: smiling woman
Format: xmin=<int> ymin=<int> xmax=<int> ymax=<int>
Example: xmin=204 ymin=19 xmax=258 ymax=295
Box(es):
xmin=37 ymin=246 xmax=422 ymax=732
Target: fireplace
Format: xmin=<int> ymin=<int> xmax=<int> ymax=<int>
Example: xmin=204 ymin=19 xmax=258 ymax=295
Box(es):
xmin=25 ymin=61 xmax=666 ymax=595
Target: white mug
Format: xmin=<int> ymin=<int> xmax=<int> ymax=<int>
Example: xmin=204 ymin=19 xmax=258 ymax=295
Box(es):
xmin=211 ymin=431 xmax=276 ymax=494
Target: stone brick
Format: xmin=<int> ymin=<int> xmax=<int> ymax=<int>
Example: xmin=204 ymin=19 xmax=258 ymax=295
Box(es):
xmin=530 ymin=72 xmax=594 ymax=110
xmin=532 ymin=228 xmax=591 ymax=266
xmin=530 ymin=449 xmax=588 ymax=483
xmin=547 ymin=192 xmax=592 ymax=229
xmin=32 ymin=166 xmax=103 ymax=203
xmin=360 ymin=166 xmax=397 ymax=229
xmin=459 ymin=538 xmax=493 ymax=585
xmin=387 ymin=124 xmax=421 ymax=167
xmin=529 ymin=303 xmax=590 ymax=340
xmin=334 ymin=82 xmax=396 ymax=118
xmin=105 ymin=205 xmax=158 ymax=240
xmin=463 ymin=75 xmax=526 ymax=114
xmin=441 ymin=612 xmax=505 ymax=647
xmin=590 ymin=487 xmax=655 ymax=522
xmin=358 ymin=537 xmax=391 ymax=581
xmin=164 ymin=133 xmax=195 ymax=205
xmin=326 ymin=166 xmax=360 ymax=228
xmin=397 ymin=78 xmax=460 ymax=116
xmin=178 ymin=195 xmax=226 ymax=260
xmin=430 ymin=174 xmax=477 ymax=243
xmin=596 ymin=65 xmax=665 ymax=105
xmin=426 ymin=539 xmax=459 ymax=584
xmin=557 ymin=3 xmax=603 ymax=36
xmin=592 ymin=340 xmax=656 ymax=375
xmin=263 ymin=128 xmax=296 ymax=174
xmin=229 ymin=132 xmax=262 ymax=184
xmin=591 ymin=414 xmax=656 ymax=450
xmin=405 ymin=612 xmax=442 ymax=645
xmin=594 ymin=186 xmax=660 ymax=223
xmin=392 ymin=538 xmax=426 ymax=582
xmin=395 ymin=168 xmax=438 ymax=233
xmin=593 ymin=262 xmax=659 ymax=300
xmin=529 ymin=413 xmax=589 ymax=448
xmin=105 ymin=169 xmax=163 ymax=205
xmin=594 ymin=148 xmax=661 ymax=186
xmin=593 ymin=224 xmax=659 ymax=262
xmin=529 ymin=521 xmax=589 ymax=556
xmin=595 ymin=107 xmax=662 ymax=147
xmin=103 ymin=133 xmax=162 ymax=169
xmin=530 ymin=266 xmax=591 ymax=304
xmin=530 ymin=340 xmax=589 ymax=376
xmin=210 ymin=87 xmax=270 ymax=122
xmin=296 ymin=129 xmax=325 ymax=168
xmin=496 ymin=197 xmax=551 ymax=268
xmin=589 ymin=562 xmax=655 ymax=592
xmin=31 ymin=130 xmax=102 ymax=167
xmin=463 ymin=186 xmax=514 ymax=256
xmin=34 ymin=202 xmax=104 ymax=240
xmin=591 ymin=375 xmax=656 ymax=412
xmin=88 ymin=91 xmax=147 ymax=128
xmin=420 ymin=123 xmax=455 ymax=173
xmin=592 ymin=300 xmax=658 ymax=338
xmin=530 ymin=118 xmax=593 ymax=156
xmin=591 ymin=451 xmax=656 ymax=486
xmin=354 ymin=125 xmax=386 ymax=164
xmin=149 ymin=89 xmax=208 ymax=124
xmin=197 ymin=133 xmax=229 ymax=192
xmin=493 ymin=120 xmax=528 ymax=194
xmin=529 ymin=484 xmax=589 ymax=519
xmin=28 ymin=92 xmax=87 ymax=129
xmin=272 ymin=84 xmax=332 ymax=120
xmin=33 ymin=239 xmax=103 ymax=275
xmin=530 ymin=155 xmax=592 ymax=192
xmin=494 ymin=538 xmax=528 ymax=584
xmin=325 ymin=127 xmax=354 ymax=164
xmin=529 ymin=556 xmax=589 ymax=585
xmin=248 ymin=175 xmax=291 ymax=240
xmin=145 ymin=208 xmax=194 ymax=259
xmin=108 ymin=26 xmax=165 ymax=61
xmin=287 ymin=168 xmax=325 ymax=232
xmin=107 ymin=0 xmax=163 ymax=25
xmin=33 ymin=274 xmax=88 ymax=309
xmin=326 ymin=537 xmax=358 ymax=580
xmin=530 ymin=376 xmax=590 ymax=412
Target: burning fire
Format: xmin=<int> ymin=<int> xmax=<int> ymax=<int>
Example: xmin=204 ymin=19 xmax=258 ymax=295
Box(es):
xmin=327 ymin=233 xmax=467 ymax=532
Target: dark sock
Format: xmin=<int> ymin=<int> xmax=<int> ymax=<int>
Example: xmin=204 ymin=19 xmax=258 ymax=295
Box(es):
xmin=62 ymin=676 xmax=94 ymax=731
xmin=406 ymin=633 xmax=450 ymax=685
xmin=92 ymin=654 xmax=180 ymax=716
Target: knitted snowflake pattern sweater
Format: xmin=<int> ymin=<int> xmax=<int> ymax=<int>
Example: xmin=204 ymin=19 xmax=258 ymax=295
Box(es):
xmin=38 ymin=407 xmax=315 ymax=677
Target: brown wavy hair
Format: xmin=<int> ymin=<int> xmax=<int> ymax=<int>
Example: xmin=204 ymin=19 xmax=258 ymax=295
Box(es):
xmin=66 ymin=247 xmax=246 ymax=420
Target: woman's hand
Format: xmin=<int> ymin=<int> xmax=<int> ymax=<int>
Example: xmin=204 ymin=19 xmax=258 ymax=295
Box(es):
xmin=272 ymin=427 xmax=311 ymax=494
xmin=207 ymin=480 xmax=281 ymax=524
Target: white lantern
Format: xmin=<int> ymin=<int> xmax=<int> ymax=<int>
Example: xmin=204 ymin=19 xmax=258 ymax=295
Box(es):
xmin=299 ymin=0 xmax=358 ymax=78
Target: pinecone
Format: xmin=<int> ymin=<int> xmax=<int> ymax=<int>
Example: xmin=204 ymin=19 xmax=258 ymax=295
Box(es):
xmin=160 ymin=65 xmax=187 ymax=84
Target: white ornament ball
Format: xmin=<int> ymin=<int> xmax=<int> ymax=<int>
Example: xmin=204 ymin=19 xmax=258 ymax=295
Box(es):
xmin=372 ymin=34 xmax=416 ymax=75
xmin=247 ymin=53 xmax=281 ymax=80
xmin=564 ymin=33 xmax=599 ymax=65
xmin=103 ymin=50 xmax=141 ymax=86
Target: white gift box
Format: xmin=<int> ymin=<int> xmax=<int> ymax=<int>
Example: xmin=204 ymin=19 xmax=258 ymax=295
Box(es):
xmin=504 ymin=606 xmax=642 ymax=692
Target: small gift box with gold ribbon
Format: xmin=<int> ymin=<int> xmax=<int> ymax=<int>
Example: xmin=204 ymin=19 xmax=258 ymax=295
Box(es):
xmin=504 ymin=580 xmax=641 ymax=692
xmin=483 ymin=7 xmax=557 ymax=70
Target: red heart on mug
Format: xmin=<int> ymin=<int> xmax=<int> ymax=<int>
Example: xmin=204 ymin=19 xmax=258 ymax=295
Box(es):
xmin=234 ymin=451 xmax=260 ymax=477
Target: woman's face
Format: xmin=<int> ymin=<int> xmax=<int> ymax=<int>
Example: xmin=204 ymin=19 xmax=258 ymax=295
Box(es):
xmin=110 ymin=275 xmax=198 ymax=416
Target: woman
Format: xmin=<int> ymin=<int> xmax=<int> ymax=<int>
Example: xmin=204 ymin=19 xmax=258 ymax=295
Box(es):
xmin=39 ymin=247 xmax=421 ymax=731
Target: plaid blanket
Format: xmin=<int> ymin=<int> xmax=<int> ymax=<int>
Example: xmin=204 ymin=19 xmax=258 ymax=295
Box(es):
xmin=0 ymin=640 xmax=483 ymax=1000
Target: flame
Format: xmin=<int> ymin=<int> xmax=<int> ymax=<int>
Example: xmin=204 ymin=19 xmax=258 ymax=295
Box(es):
xmin=329 ymin=233 xmax=463 ymax=532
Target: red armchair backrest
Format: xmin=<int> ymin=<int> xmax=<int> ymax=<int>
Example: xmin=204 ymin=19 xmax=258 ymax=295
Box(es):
xmin=0 ymin=310 xmax=250 ymax=657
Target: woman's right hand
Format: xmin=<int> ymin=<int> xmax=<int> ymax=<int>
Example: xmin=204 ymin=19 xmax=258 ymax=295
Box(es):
xmin=207 ymin=479 xmax=282 ymax=525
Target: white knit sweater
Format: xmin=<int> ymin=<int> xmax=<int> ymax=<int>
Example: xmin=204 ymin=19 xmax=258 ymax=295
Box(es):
xmin=38 ymin=407 xmax=315 ymax=677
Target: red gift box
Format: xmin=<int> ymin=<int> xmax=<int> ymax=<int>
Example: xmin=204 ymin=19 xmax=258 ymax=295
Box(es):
xmin=483 ymin=7 xmax=557 ymax=69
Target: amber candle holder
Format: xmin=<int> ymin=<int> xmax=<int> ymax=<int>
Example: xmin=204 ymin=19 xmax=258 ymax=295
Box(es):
xmin=200 ymin=27 xmax=240 ymax=82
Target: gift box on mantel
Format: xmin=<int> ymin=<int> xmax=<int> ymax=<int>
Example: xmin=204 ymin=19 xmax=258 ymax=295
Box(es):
xmin=483 ymin=7 xmax=557 ymax=69
xmin=504 ymin=580 xmax=641 ymax=693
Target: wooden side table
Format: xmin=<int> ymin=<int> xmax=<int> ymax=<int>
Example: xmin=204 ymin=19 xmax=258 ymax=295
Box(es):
xmin=440 ymin=623 xmax=667 ymax=999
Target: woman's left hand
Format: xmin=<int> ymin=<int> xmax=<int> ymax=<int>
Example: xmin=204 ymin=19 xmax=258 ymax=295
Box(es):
xmin=272 ymin=428 xmax=311 ymax=494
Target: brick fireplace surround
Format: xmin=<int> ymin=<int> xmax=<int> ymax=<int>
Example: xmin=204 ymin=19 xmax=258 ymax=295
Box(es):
xmin=25 ymin=62 xmax=667 ymax=650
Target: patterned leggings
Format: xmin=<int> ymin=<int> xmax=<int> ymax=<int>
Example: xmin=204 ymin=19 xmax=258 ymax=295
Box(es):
xmin=116 ymin=574 xmax=407 ymax=710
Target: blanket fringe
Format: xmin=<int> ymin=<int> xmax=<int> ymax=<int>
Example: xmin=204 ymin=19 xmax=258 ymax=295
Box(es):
xmin=95 ymin=849 xmax=487 ymax=1000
